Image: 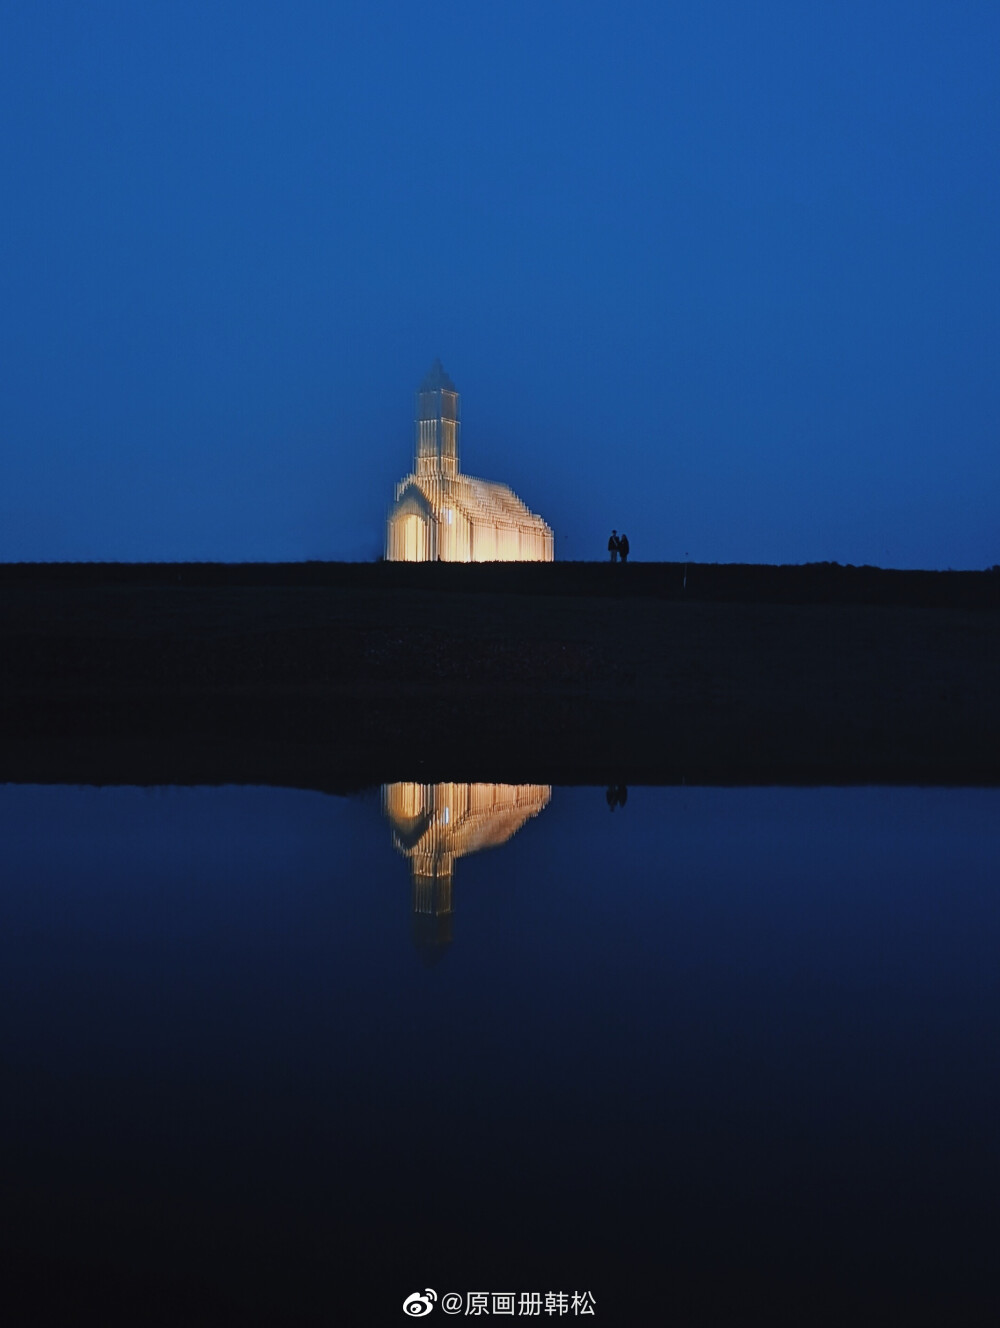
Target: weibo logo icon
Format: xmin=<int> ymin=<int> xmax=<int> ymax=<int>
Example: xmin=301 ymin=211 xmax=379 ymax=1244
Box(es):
xmin=403 ymin=1288 xmax=437 ymax=1316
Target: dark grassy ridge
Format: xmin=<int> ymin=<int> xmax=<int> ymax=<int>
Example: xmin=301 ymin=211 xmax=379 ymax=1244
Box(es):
xmin=1 ymin=561 xmax=997 ymax=787
xmin=2 ymin=557 xmax=998 ymax=607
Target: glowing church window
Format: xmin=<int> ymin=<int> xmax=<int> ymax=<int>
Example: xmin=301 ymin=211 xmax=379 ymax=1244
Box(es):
xmin=401 ymin=514 xmax=424 ymax=562
xmin=386 ymin=360 xmax=553 ymax=563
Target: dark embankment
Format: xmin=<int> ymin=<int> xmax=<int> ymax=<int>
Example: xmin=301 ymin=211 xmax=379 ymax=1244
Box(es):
xmin=1 ymin=560 xmax=997 ymax=788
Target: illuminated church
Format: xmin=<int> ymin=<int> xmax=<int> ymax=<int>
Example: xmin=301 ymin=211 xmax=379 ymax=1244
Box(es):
xmin=383 ymin=782 xmax=551 ymax=961
xmin=385 ymin=360 xmax=554 ymax=562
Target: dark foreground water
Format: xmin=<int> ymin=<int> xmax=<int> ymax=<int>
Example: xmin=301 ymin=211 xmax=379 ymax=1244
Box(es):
xmin=1 ymin=784 xmax=998 ymax=1325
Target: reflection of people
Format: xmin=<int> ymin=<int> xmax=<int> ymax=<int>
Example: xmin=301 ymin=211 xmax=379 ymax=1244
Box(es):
xmin=608 ymin=530 xmax=619 ymax=562
xmin=619 ymin=533 xmax=630 ymax=563
xmin=605 ymin=783 xmax=628 ymax=810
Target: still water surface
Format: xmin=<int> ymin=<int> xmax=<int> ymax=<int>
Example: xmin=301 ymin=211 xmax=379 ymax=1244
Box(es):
xmin=1 ymin=784 xmax=998 ymax=1322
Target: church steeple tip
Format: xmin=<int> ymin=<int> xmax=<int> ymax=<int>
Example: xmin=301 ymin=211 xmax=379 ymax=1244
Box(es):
xmin=419 ymin=358 xmax=456 ymax=392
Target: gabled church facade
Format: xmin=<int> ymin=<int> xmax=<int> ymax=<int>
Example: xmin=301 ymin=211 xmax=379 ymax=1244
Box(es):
xmin=385 ymin=360 xmax=554 ymax=562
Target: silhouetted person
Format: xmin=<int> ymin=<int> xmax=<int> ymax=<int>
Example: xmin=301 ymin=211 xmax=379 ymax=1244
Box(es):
xmin=618 ymin=533 xmax=629 ymax=563
xmin=608 ymin=530 xmax=619 ymax=562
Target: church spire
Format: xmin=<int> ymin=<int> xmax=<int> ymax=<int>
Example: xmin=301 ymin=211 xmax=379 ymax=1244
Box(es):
xmin=415 ymin=359 xmax=460 ymax=477
xmin=419 ymin=357 xmax=456 ymax=392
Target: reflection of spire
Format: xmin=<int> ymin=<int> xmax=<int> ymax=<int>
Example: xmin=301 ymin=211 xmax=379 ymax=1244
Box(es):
xmin=410 ymin=860 xmax=453 ymax=966
xmin=383 ymin=783 xmax=551 ymax=961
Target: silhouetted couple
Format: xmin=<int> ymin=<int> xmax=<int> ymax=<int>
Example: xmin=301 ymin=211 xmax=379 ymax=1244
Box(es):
xmin=608 ymin=530 xmax=630 ymax=563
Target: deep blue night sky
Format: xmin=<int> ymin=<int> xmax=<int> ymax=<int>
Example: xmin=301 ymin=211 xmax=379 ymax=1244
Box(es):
xmin=1 ymin=1 xmax=997 ymax=566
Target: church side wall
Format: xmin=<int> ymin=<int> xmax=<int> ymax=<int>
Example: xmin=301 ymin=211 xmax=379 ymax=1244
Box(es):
xmin=389 ymin=510 xmax=553 ymax=561
xmin=387 ymin=476 xmax=553 ymax=562
xmin=518 ymin=524 xmax=554 ymax=562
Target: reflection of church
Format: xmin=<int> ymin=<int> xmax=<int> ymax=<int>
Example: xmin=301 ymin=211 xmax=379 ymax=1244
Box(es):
xmin=385 ymin=360 xmax=554 ymax=562
xmin=383 ymin=782 xmax=551 ymax=961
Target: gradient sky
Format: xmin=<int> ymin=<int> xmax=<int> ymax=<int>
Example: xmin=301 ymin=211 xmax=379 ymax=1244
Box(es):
xmin=1 ymin=1 xmax=997 ymax=566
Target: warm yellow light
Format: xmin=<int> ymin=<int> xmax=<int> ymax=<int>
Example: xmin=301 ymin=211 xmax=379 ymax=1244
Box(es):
xmin=383 ymin=782 xmax=552 ymax=958
xmin=386 ymin=362 xmax=553 ymax=562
